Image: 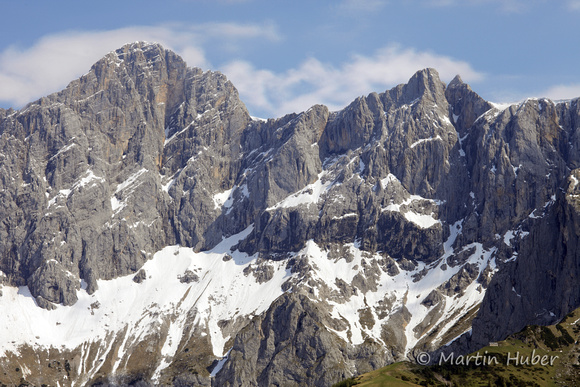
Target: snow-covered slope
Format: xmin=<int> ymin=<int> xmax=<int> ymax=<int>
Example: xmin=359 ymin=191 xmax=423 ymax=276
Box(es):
xmin=0 ymin=220 xmax=495 ymax=385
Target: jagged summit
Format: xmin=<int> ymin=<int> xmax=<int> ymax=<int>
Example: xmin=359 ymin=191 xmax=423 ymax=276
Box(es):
xmin=108 ymin=40 xmax=167 ymax=59
xmin=104 ymin=41 xmax=178 ymax=66
xmin=2 ymin=43 xmax=580 ymax=386
xmin=119 ymin=40 xmax=164 ymax=50
xmin=445 ymin=72 xmax=492 ymax=132
xmin=448 ymin=74 xmax=463 ymax=86
xmin=406 ymin=67 xmax=445 ymax=93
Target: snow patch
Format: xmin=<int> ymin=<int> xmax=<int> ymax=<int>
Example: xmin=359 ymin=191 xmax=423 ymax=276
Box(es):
xmin=110 ymin=196 xmax=124 ymax=213
xmin=410 ymin=135 xmax=442 ymax=149
xmin=47 ymin=189 xmax=71 ymax=208
xmin=267 ymin=171 xmax=333 ymax=211
xmin=164 ymin=113 xmax=203 ymax=146
xmin=74 ymin=170 xmax=105 ymax=190
xmin=161 ymin=171 xmax=179 ymax=193
xmin=380 ymin=173 xmax=398 ymax=189
xmin=403 ymin=211 xmax=441 ymax=229
xmin=381 ymin=192 xmax=442 ymax=229
xmin=115 ymin=168 xmax=147 ymax=194
xmin=503 ymin=230 xmax=515 ymax=246
xmin=331 ymin=213 xmax=358 ymax=220
xmin=49 ymin=143 xmax=78 ymax=160
xmin=213 ymin=188 xmax=234 ymax=210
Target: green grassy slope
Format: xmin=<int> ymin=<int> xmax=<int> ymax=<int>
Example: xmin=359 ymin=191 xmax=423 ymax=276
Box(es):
xmin=333 ymin=307 xmax=580 ymax=387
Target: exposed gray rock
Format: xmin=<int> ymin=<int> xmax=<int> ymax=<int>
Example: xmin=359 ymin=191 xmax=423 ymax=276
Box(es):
xmin=213 ymin=293 xmax=391 ymax=387
xmin=0 ymin=42 xmax=250 ymax=306
xmin=445 ymin=74 xmax=492 ymax=134
xmin=437 ymin=102 xmax=580 ymax=357
xmin=421 ymin=290 xmax=444 ymax=308
xmin=438 ymin=263 xmax=479 ymax=297
xmin=172 ymin=373 xmax=211 ymax=386
xmin=179 ymin=270 xmax=199 ymax=284
xmin=447 ymin=245 xmax=476 ymax=267
xmin=35 ymin=295 xmax=57 ymax=310
xmin=28 ymin=260 xmax=80 ymax=306
xmin=381 ymin=307 xmax=411 ymax=360
xmin=133 ymin=269 xmax=147 ymax=283
xmin=470 ymin=168 xmax=580 ymax=349
xmin=249 ymin=263 xmax=274 ymax=284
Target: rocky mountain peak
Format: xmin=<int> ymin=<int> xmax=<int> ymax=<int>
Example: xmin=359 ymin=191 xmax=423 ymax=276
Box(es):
xmin=110 ymin=41 xmax=169 ymax=63
xmin=0 ymin=43 xmax=250 ymax=308
xmin=378 ymin=68 xmax=449 ymax=120
xmin=445 ymin=72 xmax=492 ymax=133
xmin=118 ymin=40 xmax=165 ymax=53
xmin=448 ymin=74 xmax=463 ymax=88
xmin=404 ymin=67 xmax=446 ymax=103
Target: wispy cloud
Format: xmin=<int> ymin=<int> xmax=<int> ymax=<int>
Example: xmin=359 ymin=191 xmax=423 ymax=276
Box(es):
xmin=541 ymin=83 xmax=580 ymax=101
xmin=422 ymin=0 xmax=543 ymax=13
xmin=193 ymin=21 xmax=280 ymax=41
xmin=337 ymin=0 xmax=387 ymax=12
xmin=222 ymin=44 xmax=484 ymax=118
xmin=0 ymin=22 xmax=279 ymax=108
xmin=0 ymin=25 xmax=483 ymax=120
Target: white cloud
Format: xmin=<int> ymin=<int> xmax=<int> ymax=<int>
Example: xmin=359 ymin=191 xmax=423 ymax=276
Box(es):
xmin=222 ymin=44 xmax=484 ymax=118
xmin=541 ymin=84 xmax=580 ymax=101
xmin=422 ymin=0 xmax=543 ymax=13
xmin=193 ymin=21 xmax=280 ymax=41
xmin=0 ymin=22 xmax=279 ymax=108
xmin=338 ymin=0 xmax=387 ymax=12
xmin=0 ymin=25 xmax=483 ymax=120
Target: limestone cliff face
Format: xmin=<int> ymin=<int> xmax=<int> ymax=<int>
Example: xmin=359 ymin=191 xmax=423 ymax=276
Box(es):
xmin=469 ymin=167 xmax=580 ymax=349
xmin=0 ymin=42 xmax=250 ymax=305
xmin=437 ymin=97 xmax=580 ymax=358
xmin=1 ymin=42 xmax=580 ymax=386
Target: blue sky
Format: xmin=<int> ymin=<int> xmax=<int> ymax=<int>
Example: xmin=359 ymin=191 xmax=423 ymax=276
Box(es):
xmin=1 ymin=0 xmax=579 ymax=118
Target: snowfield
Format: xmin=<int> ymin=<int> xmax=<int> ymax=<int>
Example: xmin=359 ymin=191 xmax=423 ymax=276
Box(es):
xmin=1 ymin=215 xmax=497 ymax=382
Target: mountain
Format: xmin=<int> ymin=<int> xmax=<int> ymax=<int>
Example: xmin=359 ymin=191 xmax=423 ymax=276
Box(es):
xmin=0 ymin=41 xmax=579 ymax=386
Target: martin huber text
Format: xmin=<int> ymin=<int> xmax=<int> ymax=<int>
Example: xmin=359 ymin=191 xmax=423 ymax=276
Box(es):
xmin=439 ymin=350 xmax=559 ymax=367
